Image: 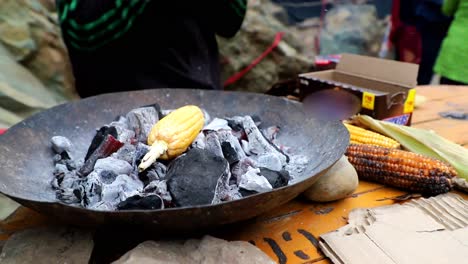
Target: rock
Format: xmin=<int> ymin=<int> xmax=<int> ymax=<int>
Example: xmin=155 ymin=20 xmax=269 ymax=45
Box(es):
xmin=303 ymin=155 xmax=359 ymax=202
xmin=112 ymin=235 xmax=275 ymax=264
xmin=0 ymin=194 xmax=20 ymax=221
xmin=166 ymin=148 xmax=229 ymax=207
xmin=0 ymin=226 xmax=94 ymax=264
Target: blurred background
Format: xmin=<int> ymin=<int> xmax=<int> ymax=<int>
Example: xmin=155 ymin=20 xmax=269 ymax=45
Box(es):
xmin=0 ymin=0 xmax=454 ymax=128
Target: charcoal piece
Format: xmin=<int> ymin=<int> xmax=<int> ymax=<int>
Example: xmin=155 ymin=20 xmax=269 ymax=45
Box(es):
xmin=109 ymin=117 xmax=136 ymax=144
xmin=191 ymin=132 xmax=206 ymax=149
xmin=98 ymin=170 xmax=118 ymax=184
xmin=126 ymin=106 xmax=159 ymax=143
xmin=204 ymin=118 xmax=231 ymax=131
xmin=212 ymin=163 xmax=232 ymax=204
xmin=259 ymin=168 xmax=290 ymax=188
xmin=81 ymin=172 xmax=103 ymax=207
xmin=204 ymin=132 xmax=224 ymax=158
xmin=94 ymin=157 xmax=133 ymax=176
xmin=239 ymin=188 xmax=257 ymax=197
xmin=217 ymin=130 xmax=246 ymax=164
xmin=242 ymin=116 xmax=289 ymax=165
xmin=143 ymin=180 xmax=172 ymax=203
xmin=50 ymin=136 xmax=73 ymax=155
xmin=231 ymin=157 xmax=257 ymax=184
xmin=77 ymin=135 xmax=124 ymax=177
xmin=285 ymin=155 xmax=309 ymax=182
xmin=117 ymin=195 xmax=163 ymax=210
xmin=238 ymin=167 xmax=273 ymax=193
xmin=56 ymin=187 xmax=82 ymax=204
xmin=226 ymin=116 xmax=244 ymax=132
xmin=262 ymin=126 xmax=280 ymax=142
xmin=101 ymin=175 xmax=144 ymax=207
xmin=166 ymin=148 xmax=229 ymax=207
xmin=132 ymin=143 xmax=150 ymax=167
xmin=65 ymin=159 xmax=78 ymax=170
xmin=144 ymin=163 xmax=167 ymax=182
xmin=88 ymin=201 xmax=114 ymax=211
xmin=254 ymin=154 xmax=283 ymax=171
xmin=112 ymin=144 xmax=137 ymax=164
xmin=84 ymin=126 xmax=118 ymax=161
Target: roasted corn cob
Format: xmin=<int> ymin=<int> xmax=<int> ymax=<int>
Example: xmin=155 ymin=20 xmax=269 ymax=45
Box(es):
xmin=344 ymin=123 xmax=400 ymax=149
xmin=138 ymin=105 xmax=205 ymax=172
xmin=345 ymin=144 xmax=457 ymax=195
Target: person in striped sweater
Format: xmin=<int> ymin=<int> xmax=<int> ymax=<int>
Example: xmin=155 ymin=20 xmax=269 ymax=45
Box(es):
xmin=56 ymin=0 xmax=248 ymax=98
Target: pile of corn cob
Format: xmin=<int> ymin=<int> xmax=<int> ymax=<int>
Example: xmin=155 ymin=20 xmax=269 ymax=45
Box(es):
xmin=343 ymin=122 xmax=458 ymax=196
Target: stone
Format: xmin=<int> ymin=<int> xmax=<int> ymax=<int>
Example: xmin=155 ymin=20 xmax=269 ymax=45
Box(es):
xmin=0 ymin=194 xmax=20 ymax=221
xmin=112 ymin=235 xmax=275 ymax=264
xmin=0 ymin=226 xmax=94 ymax=264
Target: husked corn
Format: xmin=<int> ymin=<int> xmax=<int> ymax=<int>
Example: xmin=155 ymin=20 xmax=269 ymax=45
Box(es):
xmin=344 ymin=123 xmax=400 ymax=149
xmin=345 ymin=144 xmax=457 ymax=195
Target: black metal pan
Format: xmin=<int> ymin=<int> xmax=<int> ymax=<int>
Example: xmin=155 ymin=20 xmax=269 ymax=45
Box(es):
xmin=0 ymin=89 xmax=348 ymax=231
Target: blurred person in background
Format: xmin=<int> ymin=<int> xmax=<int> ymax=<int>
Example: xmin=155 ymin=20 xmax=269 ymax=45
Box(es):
xmin=434 ymin=0 xmax=468 ymax=85
xmin=55 ymin=0 xmax=247 ymax=98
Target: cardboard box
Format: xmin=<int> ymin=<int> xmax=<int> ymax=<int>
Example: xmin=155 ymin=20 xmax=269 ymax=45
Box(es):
xmin=298 ymin=53 xmax=419 ymax=126
xmin=319 ymin=193 xmax=468 ymax=264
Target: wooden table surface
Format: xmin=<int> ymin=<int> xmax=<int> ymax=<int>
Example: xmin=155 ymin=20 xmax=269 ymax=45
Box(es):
xmin=0 ymin=85 xmax=467 ymax=263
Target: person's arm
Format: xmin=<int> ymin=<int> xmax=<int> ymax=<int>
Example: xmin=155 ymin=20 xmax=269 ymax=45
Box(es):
xmin=442 ymin=0 xmax=460 ymax=16
xmin=212 ymin=0 xmax=248 ymax=38
xmin=56 ymin=0 xmax=150 ymax=51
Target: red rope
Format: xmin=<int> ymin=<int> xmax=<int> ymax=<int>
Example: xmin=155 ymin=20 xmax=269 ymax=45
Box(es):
xmin=223 ymin=32 xmax=285 ymax=87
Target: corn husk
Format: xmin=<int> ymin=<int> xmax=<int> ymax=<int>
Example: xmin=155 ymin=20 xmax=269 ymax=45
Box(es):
xmin=351 ymin=115 xmax=468 ymax=181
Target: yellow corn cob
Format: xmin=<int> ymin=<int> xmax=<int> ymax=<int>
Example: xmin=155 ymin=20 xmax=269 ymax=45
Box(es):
xmin=344 ymin=123 xmax=400 ymax=149
xmin=138 ymin=105 xmax=205 ymax=172
xmin=346 ymin=144 xmax=457 ymax=195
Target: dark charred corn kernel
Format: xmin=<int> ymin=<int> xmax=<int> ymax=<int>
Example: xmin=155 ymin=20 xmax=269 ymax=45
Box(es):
xmin=345 ymin=144 xmax=457 ymax=195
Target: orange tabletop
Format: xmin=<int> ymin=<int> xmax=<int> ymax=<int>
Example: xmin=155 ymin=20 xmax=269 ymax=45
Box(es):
xmin=0 ymin=85 xmax=467 ymax=263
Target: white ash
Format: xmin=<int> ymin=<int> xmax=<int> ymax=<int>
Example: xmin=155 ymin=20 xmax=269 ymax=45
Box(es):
xmin=261 ymin=126 xmax=280 ymax=142
xmin=240 ymin=139 xmax=251 ymax=155
xmin=212 ymin=163 xmax=234 ymax=204
xmin=230 ymin=157 xmax=257 ymax=185
xmin=81 ymin=171 xmax=102 ymax=207
xmin=239 ymin=167 xmax=273 ymax=193
xmin=100 ymin=175 xmax=144 ymax=210
xmin=126 ymin=106 xmax=159 ymax=143
xmin=94 ymin=157 xmax=133 ymax=176
xmin=50 ymin=136 xmax=73 ymax=154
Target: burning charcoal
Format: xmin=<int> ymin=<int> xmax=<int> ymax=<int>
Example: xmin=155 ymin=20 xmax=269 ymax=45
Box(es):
xmin=51 ymin=136 xmax=73 ymax=155
xmin=143 ymin=180 xmax=172 ymax=204
xmin=117 ymin=194 xmax=163 ymax=210
xmin=84 ymin=126 xmax=118 ymax=160
xmin=77 ymin=134 xmax=124 ymax=177
xmin=204 ymin=132 xmax=224 ymax=158
xmin=166 ymin=148 xmax=229 ymax=207
xmin=204 ymin=118 xmax=231 ymax=131
xmin=242 ymin=116 xmax=289 ymax=165
xmin=217 ymin=130 xmax=246 ymax=164
xmin=254 ymin=154 xmax=283 ymax=172
xmin=112 ymin=144 xmax=137 ymax=164
xmin=126 ymin=106 xmax=159 ymax=143
xmin=259 ymin=168 xmax=290 ymax=188
xmin=98 ymin=170 xmax=118 ymax=184
xmin=191 ymin=132 xmax=206 ymax=149
xmin=230 ymin=157 xmax=257 ymax=184
xmin=239 ymin=167 xmax=273 ymax=193
xmin=109 ymin=117 xmax=136 ymax=144
xmin=284 ymin=155 xmax=309 ymax=182
xmin=94 ymin=157 xmax=133 ymax=176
